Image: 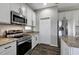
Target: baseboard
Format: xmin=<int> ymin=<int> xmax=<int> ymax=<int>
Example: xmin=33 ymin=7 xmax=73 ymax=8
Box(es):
xmin=49 ymin=44 xmax=58 ymax=47
xmin=38 ymin=43 xmax=58 ymax=47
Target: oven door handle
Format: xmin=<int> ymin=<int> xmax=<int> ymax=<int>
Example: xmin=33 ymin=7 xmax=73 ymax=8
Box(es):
xmin=17 ymin=39 xmax=31 ymax=46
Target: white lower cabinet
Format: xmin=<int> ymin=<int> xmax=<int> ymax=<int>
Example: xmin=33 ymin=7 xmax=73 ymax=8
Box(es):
xmin=70 ymin=47 xmax=79 ymax=55
xmin=0 ymin=41 xmax=16 ymax=55
xmin=61 ymin=39 xmax=79 ymax=55
xmin=32 ymin=34 xmax=38 ymax=49
xmin=61 ymin=39 xmax=71 ymax=55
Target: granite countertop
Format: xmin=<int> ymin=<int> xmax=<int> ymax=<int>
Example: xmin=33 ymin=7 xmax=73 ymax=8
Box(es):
xmin=61 ymin=36 xmax=79 ymax=48
xmin=0 ymin=38 xmax=17 ymax=46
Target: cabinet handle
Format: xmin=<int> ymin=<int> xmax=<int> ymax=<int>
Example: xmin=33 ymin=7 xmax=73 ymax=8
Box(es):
xmin=5 ymin=46 xmax=11 ymax=49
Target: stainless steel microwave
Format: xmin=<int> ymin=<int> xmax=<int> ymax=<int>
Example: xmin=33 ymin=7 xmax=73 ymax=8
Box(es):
xmin=11 ymin=11 xmax=27 ymax=25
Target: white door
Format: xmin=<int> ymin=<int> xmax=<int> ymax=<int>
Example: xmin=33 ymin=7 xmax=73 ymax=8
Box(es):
xmin=39 ymin=17 xmax=51 ymax=45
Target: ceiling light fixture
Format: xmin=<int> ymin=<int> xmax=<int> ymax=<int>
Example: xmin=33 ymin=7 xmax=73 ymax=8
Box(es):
xmin=43 ymin=3 xmax=47 ymax=5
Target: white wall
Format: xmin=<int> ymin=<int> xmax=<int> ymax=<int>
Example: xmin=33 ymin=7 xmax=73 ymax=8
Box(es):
xmin=36 ymin=7 xmax=58 ymax=47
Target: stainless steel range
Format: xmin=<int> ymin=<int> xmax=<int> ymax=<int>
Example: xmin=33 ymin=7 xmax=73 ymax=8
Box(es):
xmin=4 ymin=30 xmax=32 ymax=55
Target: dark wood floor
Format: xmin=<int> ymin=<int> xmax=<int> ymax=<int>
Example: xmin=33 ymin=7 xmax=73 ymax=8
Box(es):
xmin=31 ymin=44 xmax=60 ymax=55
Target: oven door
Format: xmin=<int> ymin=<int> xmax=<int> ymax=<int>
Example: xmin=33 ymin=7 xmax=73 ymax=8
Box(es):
xmin=17 ymin=39 xmax=32 ymax=55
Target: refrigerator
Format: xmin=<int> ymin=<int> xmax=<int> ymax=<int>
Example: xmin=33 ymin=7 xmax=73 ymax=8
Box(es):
xmin=57 ymin=17 xmax=68 ymax=48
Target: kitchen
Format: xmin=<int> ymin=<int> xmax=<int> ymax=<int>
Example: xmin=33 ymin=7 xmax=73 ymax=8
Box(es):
xmin=0 ymin=3 xmax=39 ymax=55
xmin=0 ymin=3 xmax=79 ymax=55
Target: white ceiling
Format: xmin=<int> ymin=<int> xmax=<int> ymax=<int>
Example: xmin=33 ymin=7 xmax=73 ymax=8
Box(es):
xmin=27 ymin=3 xmax=56 ymax=10
xmin=27 ymin=3 xmax=79 ymax=11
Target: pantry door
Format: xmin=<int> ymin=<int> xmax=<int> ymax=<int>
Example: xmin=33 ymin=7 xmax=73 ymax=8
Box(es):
xmin=39 ymin=17 xmax=51 ymax=45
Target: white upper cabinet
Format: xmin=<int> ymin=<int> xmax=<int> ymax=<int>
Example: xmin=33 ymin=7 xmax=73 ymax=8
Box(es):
xmin=0 ymin=3 xmax=10 ymax=24
xmin=65 ymin=11 xmax=74 ymax=36
xmin=58 ymin=12 xmax=66 ymax=20
xmin=0 ymin=3 xmax=36 ymax=26
xmin=21 ymin=4 xmax=34 ymax=26
xmin=73 ymin=10 xmax=79 ymax=26
xmin=10 ymin=3 xmax=36 ymax=26
xmin=59 ymin=11 xmax=73 ymax=20
xmin=59 ymin=10 xmax=79 ymax=27
xmin=26 ymin=6 xmax=32 ymax=26
xmin=20 ymin=4 xmax=27 ymax=17
xmin=0 ymin=3 xmax=21 ymax=24
xmin=10 ymin=3 xmax=21 ymax=13
xmin=65 ymin=11 xmax=73 ymax=20
xmin=32 ymin=11 xmax=37 ymax=31
xmin=32 ymin=11 xmax=36 ymax=26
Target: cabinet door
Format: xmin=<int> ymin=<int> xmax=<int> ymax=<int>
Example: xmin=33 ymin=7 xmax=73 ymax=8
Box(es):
xmin=0 ymin=46 xmax=16 ymax=55
xmin=0 ymin=41 xmax=16 ymax=55
xmin=73 ymin=10 xmax=79 ymax=26
xmin=10 ymin=3 xmax=21 ymax=13
xmin=61 ymin=39 xmax=65 ymax=55
xmin=65 ymin=11 xmax=74 ymax=36
xmin=26 ymin=6 xmax=32 ymax=26
xmin=33 ymin=11 xmax=36 ymax=26
xmin=32 ymin=11 xmax=37 ymax=31
xmin=58 ymin=12 xmax=65 ymax=20
xmin=32 ymin=35 xmax=38 ymax=49
xmin=20 ymin=4 xmax=27 ymax=18
xmin=0 ymin=3 xmax=10 ymax=24
xmin=70 ymin=47 xmax=79 ymax=55
xmin=21 ymin=4 xmax=35 ymax=26
xmin=61 ymin=39 xmax=70 ymax=55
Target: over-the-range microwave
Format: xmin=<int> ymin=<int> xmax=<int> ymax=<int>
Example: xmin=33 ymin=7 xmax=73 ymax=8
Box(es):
xmin=11 ymin=11 xmax=27 ymax=25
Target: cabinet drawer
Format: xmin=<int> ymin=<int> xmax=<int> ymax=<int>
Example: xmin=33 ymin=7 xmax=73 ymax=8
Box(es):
xmin=0 ymin=45 xmax=16 ymax=55
xmin=0 ymin=41 xmax=16 ymax=54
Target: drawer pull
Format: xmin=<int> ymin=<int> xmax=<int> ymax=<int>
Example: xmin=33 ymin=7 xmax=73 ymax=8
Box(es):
xmin=5 ymin=46 xmax=11 ymax=49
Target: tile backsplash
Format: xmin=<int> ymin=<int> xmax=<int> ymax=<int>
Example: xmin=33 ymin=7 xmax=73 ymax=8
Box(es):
xmin=0 ymin=24 xmax=25 ymax=36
